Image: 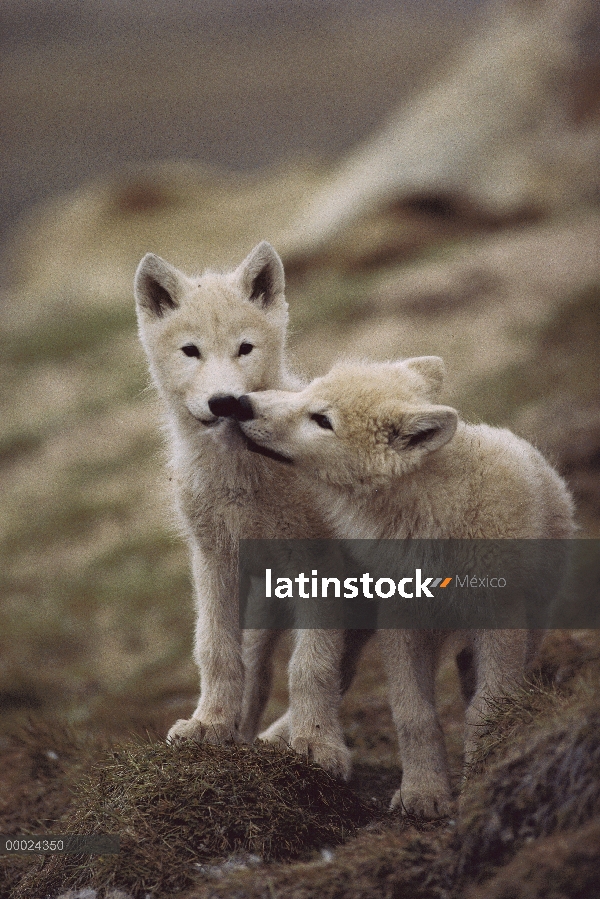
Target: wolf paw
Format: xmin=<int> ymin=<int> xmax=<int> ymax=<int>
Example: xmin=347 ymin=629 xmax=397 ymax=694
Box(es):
xmin=167 ymin=717 xmax=237 ymax=744
xmin=390 ymin=785 xmax=453 ymax=819
xmin=291 ymin=734 xmax=352 ymax=781
xmin=258 ymin=711 xmax=291 ymax=746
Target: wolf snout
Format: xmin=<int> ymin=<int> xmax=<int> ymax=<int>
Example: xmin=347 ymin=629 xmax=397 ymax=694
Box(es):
xmin=208 ymin=394 xmax=254 ymax=421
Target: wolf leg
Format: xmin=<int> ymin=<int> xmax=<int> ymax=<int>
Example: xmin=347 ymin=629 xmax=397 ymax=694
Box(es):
xmin=168 ymin=547 xmax=243 ymax=744
xmin=239 ymin=628 xmax=283 ymax=742
xmin=380 ymin=630 xmax=453 ymax=818
xmin=286 ymin=628 xmax=351 ymax=779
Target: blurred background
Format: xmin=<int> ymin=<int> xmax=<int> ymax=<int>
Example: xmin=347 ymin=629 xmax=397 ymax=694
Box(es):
xmin=0 ymin=0 xmax=599 ymax=745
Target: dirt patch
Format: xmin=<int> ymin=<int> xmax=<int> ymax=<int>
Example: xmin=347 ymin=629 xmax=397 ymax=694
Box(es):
xmin=184 ymin=826 xmax=451 ymax=899
xmin=463 ymin=819 xmax=600 ymax=899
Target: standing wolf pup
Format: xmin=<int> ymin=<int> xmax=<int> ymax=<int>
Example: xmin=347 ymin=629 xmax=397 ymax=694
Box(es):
xmin=135 ymin=242 xmax=348 ymax=756
xmin=229 ymin=357 xmax=575 ymax=816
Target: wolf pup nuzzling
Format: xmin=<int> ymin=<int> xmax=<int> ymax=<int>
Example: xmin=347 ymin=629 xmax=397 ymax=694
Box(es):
xmin=228 ymin=357 xmax=575 ymax=816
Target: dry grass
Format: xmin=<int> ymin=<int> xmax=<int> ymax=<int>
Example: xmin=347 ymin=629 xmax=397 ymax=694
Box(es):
xmin=0 ymin=655 xmax=585 ymax=899
xmin=185 ymin=826 xmax=451 ymax=899
xmin=455 ymin=665 xmax=600 ymax=891
xmin=12 ymin=735 xmax=372 ymax=899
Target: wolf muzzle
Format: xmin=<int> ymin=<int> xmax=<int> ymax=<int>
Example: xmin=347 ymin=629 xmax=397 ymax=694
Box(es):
xmin=208 ymin=394 xmax=292 ymax=464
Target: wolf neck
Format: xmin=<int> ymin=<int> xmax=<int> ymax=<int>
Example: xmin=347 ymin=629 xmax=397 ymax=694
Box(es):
xmin=172 ymin=413 xmax=268 ymax=483
xmin=314 ymin=467 xmax=436 ymax=540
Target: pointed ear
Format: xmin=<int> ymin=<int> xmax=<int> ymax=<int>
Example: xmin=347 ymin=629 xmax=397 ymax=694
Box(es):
xmin=390 ymin=406 xmax=458 ymax=454
xmin=236 ymin=241 xmax=285 ymax=308
xmin=134 ymin=253 xmax=184 ymax=318
xmin=404 ymin=356 xmax=446 ymax=399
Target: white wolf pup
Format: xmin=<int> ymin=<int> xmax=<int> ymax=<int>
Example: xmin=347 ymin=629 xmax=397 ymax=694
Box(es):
xmin=228 ymin=357 xmax=575 ymax=816
xmin=135 ymin=242 xmax=352 ymax=761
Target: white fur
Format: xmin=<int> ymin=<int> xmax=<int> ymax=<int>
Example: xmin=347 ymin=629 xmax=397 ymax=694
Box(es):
xmin=240 ymin=357 xmax=575 ymax=816
xmin=135 ymin=242 xmax=348 ymax=765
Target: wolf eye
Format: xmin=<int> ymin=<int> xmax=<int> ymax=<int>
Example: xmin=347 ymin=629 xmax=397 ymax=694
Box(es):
xmin=181 ymin=344 xmax=201 ymax=358
xmin=311 ymin=412 xmax=333 ymax=431
xmin=238 ymin=342 xmax=254 ymax=356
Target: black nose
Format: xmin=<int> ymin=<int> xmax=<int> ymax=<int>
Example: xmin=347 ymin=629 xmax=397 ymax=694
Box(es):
xmin=208 ymin=394 xmax=241 ymax=418
xmin=236 ymin=395 xmax=255 ymax=421
xmin=208 ymin=394 xmax=254 ymax=421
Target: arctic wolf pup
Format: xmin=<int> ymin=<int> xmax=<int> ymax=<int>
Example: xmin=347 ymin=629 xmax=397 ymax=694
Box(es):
xmin=135 ymin=242 xmax=344 ymax=753
xmin=230 ymin=357 xmax=575 ymax=816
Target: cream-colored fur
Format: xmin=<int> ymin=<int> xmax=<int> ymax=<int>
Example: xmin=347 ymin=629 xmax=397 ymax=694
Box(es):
xmin=135 ymin=242 xmax=350 ymax=770
xmin=236 ymin=357 xmax=575 ymax=816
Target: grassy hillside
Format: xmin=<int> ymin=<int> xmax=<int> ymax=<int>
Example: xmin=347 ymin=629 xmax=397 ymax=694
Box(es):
xmin=1 ymin=156 xmax=600 ymax=895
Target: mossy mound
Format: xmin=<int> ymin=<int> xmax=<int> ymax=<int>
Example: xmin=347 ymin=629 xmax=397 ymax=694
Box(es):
xmin=17 ymin=738 xmax=372 ymax=899
xmin=456 ymin=702 xmax=600 ymax=885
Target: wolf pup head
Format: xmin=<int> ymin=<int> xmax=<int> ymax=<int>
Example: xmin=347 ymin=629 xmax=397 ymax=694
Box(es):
xmin=134 ymin=242 xmax=289 ymax=433
xmin=233 ymin=357 xmax=458 ymax=486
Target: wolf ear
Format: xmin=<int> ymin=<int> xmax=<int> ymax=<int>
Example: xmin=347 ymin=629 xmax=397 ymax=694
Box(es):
xmin=404 ymin=356 xmax=446 ymax=399
xmin=134 ymin=253 xmax=183 ymax=318
xmin=237 ymin=241 xmax=285 ymax=309
xmin=390 ymin=406 xmax=458 ymax=454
